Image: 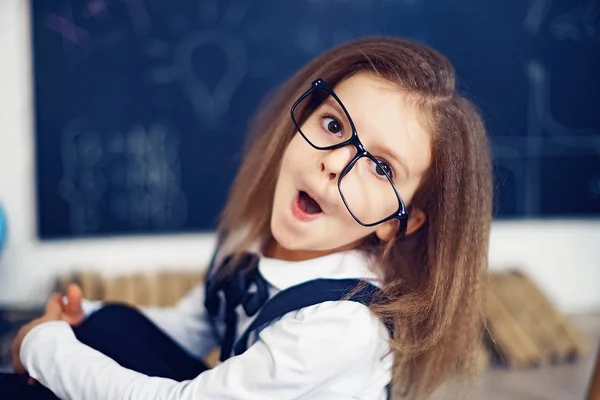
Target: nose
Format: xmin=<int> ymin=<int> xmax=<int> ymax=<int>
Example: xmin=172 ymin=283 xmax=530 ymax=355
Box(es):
xmin=320 ymin=145 xmax=355 ymax=181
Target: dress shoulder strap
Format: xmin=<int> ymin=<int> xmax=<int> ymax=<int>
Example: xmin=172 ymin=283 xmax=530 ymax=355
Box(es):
xmin=231 ymin=278 xmax=394 ymax=358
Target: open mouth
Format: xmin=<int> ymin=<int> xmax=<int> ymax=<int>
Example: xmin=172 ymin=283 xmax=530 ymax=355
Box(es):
xmin=290 ymin=190 xmax=324 ymax=222
xmin=298 ymin=191 xmax=322 ymax=214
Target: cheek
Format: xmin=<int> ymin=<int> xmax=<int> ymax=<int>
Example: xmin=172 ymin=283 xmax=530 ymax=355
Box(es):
xmin=276 ymin=138 xmax=301 ymax=180
xmin=395 ymin=177 xmax=423 ymax=206
xmin=273 ymin=138 xmax=304 ymax=202
xmin=321 ymin=218 xmax=378 ymax=250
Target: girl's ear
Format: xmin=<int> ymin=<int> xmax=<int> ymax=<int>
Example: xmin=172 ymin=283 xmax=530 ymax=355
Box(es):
xmin=375 ymin=209 xmax=427 ymax=241
xmin=405 ymin=209 xmax=427 ymax=235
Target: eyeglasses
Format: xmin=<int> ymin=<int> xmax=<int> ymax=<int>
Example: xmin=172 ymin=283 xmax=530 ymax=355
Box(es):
xmin=290 ymin=78 xmax=408 ymax=234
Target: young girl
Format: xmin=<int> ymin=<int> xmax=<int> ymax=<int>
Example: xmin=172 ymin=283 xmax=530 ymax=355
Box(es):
xmin=4 ymin=35 xmax=492 ymax=399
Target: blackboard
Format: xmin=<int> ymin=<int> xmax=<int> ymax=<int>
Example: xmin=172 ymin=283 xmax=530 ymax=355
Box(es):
xmin=30 ymin=0 xmax=600 ymax=239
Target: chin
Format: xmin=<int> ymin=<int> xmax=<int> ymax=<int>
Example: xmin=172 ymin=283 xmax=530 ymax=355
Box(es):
xmin=270 ymin=217 xmax=302 ymax=250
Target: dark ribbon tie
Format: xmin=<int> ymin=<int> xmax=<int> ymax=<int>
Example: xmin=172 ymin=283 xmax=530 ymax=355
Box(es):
xmin=204 ymin=253 xmax=270 ymax=361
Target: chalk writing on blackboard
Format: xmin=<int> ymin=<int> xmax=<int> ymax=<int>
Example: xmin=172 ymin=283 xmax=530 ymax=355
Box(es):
xmin=45 ymin=5 xmax=90 ymax=53
xmin=503 ymin=58 xmax=600 ymax=215
xmin=31 ymin=0 xmax=600 ymax=240
xmin=58 ymin=119 xmax=105 ymax=233
xmin=550 ymin=0 xmax=599 ymax=41
xmin=82 ymin=0 xmax=151 ymax=33
xmin=124 ymin=0 xmax=152 ymax=34
xmin=527 ymin=60 xmax=600 ymax=150
xmin=59 ymin=119 xmax=188 ymax=234
xmin=44 ymin=0 xmax=152 ymax=67
xmin=525 ymin=0 xmax=553 ymax=35
xmin=525 ymin=0 xmax=599 ymax=41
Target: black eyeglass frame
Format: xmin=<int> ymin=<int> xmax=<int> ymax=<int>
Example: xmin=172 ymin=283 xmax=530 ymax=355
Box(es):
xmin=290 ymin=78 xmax=409 ymax=234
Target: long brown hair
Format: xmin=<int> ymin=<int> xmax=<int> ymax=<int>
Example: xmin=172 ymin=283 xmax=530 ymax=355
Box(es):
xmin=218 ymin=36 xmax=493 ymax=399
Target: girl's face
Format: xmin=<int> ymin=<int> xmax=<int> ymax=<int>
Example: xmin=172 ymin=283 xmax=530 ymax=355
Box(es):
xmin=269 ymin=72 xmax=432 ymax=260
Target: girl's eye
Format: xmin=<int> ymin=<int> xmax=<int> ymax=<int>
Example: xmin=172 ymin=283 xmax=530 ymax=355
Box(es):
xmin=321 ymin=116 xmax=343 ymax=136
xmin=370 ymin=159 xmax=393 ymax=180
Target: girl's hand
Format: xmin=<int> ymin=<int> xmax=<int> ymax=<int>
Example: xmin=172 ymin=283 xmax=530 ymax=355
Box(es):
xmin=61 ymin=283 xmax=86 ymax=327
xmin=11 ymin=294 xmax=63 ymax=376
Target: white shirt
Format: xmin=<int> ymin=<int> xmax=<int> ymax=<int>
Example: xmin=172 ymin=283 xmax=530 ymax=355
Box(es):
xmin=21 ymin=250 xmax=393 ymax=400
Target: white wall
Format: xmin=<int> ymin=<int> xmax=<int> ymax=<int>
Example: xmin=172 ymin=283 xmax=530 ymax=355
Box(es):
xmin=0 ymin=0 xmax=598 ymax=313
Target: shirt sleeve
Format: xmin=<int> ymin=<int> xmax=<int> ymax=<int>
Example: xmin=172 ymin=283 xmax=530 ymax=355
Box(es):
xmin=21 ymin=301 xmax=389 ymax=400
xmin=80 ymin=283 xmax=218 ymax=359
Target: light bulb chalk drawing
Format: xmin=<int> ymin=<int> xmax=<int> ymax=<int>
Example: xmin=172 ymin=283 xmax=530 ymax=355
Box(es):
xmin=175 ymin=31 xmax=248 ymax=122
xmin=144 ymin=0 xmax=275 ymax=126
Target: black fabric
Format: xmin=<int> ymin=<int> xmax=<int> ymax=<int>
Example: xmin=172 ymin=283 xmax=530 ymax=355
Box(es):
xmin=0 ymin=304 xmax=208 ymax=399
xmin=73 ymin=304 xmax=209 ymax=379
xmin=204 ymin=253 xmax=270 ymax=362
xmin=0 ymin=374 xmax=57 ymax=399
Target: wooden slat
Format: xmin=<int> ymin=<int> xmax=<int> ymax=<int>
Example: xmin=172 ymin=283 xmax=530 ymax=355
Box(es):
xmin=516 ymin=271 xmax=592 ymax=359
xmin=486 ymin=282 xmax=540 ymax=367
xmin=485 ymin=270 xmax=592 ymax=368
xmin=513 ymin=271 xmax=573 ymax=362
xmin=498 ymin=272 xmax=554 ymax=365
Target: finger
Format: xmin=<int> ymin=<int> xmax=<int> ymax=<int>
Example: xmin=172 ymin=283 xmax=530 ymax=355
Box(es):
xmin=28 ymin=377 xmax=37 ymax=385
xmin=45 ymin=294 xmax=63 ymax=318
xmin=11 ymin=346 xmax=20 ymax=373
xmin=65 ymin=283 xmax=83 ymax=314
xmin=12 ymin=359 xmax=25 ymax=375
xmin=11 ymin=331 xmax=26 ymax=375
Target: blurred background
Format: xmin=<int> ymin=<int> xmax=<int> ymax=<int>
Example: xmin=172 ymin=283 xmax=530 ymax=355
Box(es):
xmin=0 ymin=0 xmax=598 ymax=398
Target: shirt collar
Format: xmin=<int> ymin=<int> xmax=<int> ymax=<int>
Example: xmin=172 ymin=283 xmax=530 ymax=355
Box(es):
xmin=257 ymin=250 xmax=381 ymax=291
